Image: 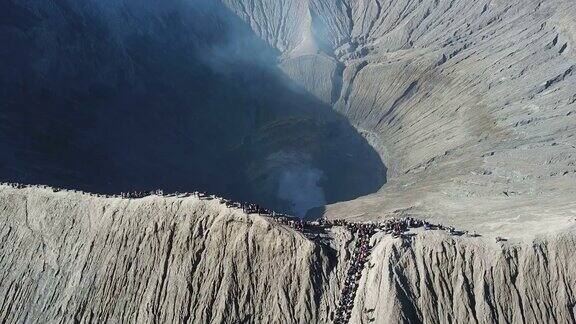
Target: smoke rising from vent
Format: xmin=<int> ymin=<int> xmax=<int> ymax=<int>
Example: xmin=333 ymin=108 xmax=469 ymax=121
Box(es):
xmin=266 ymin=151 xmax=327 ymax=217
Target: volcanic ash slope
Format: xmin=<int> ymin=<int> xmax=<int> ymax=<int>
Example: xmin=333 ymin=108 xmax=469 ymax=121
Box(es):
xmin=1 ymin=185 xmax=575 ymax=323
xmin=223 ymin=0 xmax=576 ymax=230
xmin=0 ymin=185 xmax=344 ymax=323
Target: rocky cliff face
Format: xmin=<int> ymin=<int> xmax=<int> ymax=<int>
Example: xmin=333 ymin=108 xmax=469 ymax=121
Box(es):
xmin=1 ymin=0 xmax=575 ymax=322
xmin=1 ymin=185 xmax=574 ymax=323
xmin=0 ymin=185 xmax=345 ymax=323
xmin=355 ymin=231 xmax=576 ymax=323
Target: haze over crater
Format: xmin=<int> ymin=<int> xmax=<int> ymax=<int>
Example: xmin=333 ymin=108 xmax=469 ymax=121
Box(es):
xmin=0 ymin=0 xmax=388 ymax=217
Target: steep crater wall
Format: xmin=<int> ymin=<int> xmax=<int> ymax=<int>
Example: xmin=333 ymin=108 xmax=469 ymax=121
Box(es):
xmin=218 ymin=0 xmax=576 ymax=229
xmin=0 ymin=0 xmax=387 ymax=217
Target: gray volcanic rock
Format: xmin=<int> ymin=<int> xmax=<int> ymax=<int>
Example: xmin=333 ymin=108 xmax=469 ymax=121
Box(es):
xmin=0 ymin=185 xmax=345 ymax=323
xmin=1 ymin=185 xmax=575 ymax=323
xmin=1 ymin=0 xmax=576 ymax=322
xmin=355 ymin=231 xmax=576 ymax=323
xmin=222 ymin=0 xmax=576 ymax=230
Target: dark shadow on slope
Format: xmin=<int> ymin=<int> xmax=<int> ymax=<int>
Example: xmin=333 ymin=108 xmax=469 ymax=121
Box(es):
xmin=0 ymin=0 xmax=387 ymax=217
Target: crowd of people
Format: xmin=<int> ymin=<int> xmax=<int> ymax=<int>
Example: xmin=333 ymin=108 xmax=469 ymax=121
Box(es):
xmin=251 ymin=216 xmax=475 ymax=324
xmin=1 ymin=181 xmax=472 ymax=236
xmin=120 ymin=190 xmax=163 ymax=198
xmin=333 ymin=224 xmax=375 ymax=323
xmin=268 ymin=215 xmax=470 ymax=241
xmin=2 ymin=180 xmax=484 ymax=238
xmin=224 ymin=201 xmax=270 ymax=215
xmin=1 ymin=182 xmax=28 ymax=189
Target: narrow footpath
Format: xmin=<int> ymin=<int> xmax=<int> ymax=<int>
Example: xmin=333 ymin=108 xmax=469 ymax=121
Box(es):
xmin=333 ymin=224 xmax=375 ymax=323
